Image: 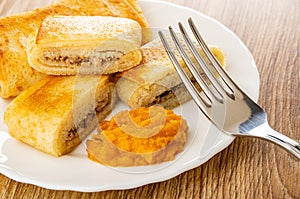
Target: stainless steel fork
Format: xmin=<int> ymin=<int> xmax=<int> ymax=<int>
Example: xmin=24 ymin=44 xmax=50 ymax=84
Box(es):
xmin=158 ymin=17 xmax=300 ymax=159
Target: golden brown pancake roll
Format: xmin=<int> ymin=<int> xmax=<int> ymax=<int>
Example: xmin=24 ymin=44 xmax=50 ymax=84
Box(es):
xmin=4 ymin=75 xmax=117 ymax=156
xmin=116 ymin=38 xmax=226 ymax=109
xmin=27 ymin=16 xmax=143 ymax=75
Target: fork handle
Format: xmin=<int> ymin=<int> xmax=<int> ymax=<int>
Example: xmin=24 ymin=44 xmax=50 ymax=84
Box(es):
xmin=249 ymin=123 xmax=300 ymax=160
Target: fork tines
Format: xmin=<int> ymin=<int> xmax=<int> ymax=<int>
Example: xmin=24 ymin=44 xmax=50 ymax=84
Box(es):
xmin=159 ymin=18 xmax=300 ymax=160
xmin=158 ymin=17 xmax=235 ymax=112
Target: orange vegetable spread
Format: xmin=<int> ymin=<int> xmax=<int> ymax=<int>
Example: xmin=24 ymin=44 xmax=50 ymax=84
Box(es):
xmin=86 ymin=106 xmax=188 ymax=166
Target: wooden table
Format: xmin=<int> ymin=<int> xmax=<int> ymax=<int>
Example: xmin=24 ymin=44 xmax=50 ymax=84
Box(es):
xmin=0 ymin=0 xmax=299 ymax=198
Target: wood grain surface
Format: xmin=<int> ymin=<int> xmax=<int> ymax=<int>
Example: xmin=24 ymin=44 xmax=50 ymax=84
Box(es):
xmin=0 ymin=0 xmax=299 ymax=198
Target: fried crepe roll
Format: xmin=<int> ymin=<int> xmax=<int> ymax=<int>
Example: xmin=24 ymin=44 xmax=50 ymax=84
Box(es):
xmin=116 ymin=39 xmax=226 ymax=109
xmin=0 ymin=0 xmax=150 ymax=98
xmin=86 ymin=106 xmax=188 ymax=166
xmin=27 ymin=16 xmax=143 ymax=75
xmin=4 ymin=75 xmax=117 ymax=156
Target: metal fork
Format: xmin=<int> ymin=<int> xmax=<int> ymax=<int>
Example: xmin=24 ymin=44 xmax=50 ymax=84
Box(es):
xmin=158 ymin=17 xmax=300 ymax=159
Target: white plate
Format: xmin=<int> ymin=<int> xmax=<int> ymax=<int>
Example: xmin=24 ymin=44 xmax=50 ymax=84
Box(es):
xmin=0 ymin=0 xmax=259 ymax=192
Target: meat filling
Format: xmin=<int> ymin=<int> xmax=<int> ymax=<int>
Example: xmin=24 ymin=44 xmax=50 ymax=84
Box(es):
xmin=150 ymin=78 xmax=197 ymax=106
xmin=67 ymin=112 xmax=96 ymax=142
xmin=150 ymin=84 xmax=183 ymax=106
xmin=42 ymin=50 xmax=124 ymax=67
xmin=66 ymin=95 xmax=111 ymax=143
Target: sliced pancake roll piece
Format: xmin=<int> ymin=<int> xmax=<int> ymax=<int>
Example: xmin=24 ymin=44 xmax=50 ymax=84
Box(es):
xmin=27 ymin=16 xmax=143 ymax=75
xmin=116 ymin=38 xmax=226 ymax=109
xmin=4 ymin=75 xmax=117 ymax=156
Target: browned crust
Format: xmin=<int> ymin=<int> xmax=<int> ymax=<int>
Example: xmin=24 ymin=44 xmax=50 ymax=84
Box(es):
xmin=4 ymin=75 xmax=117 ymax=156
